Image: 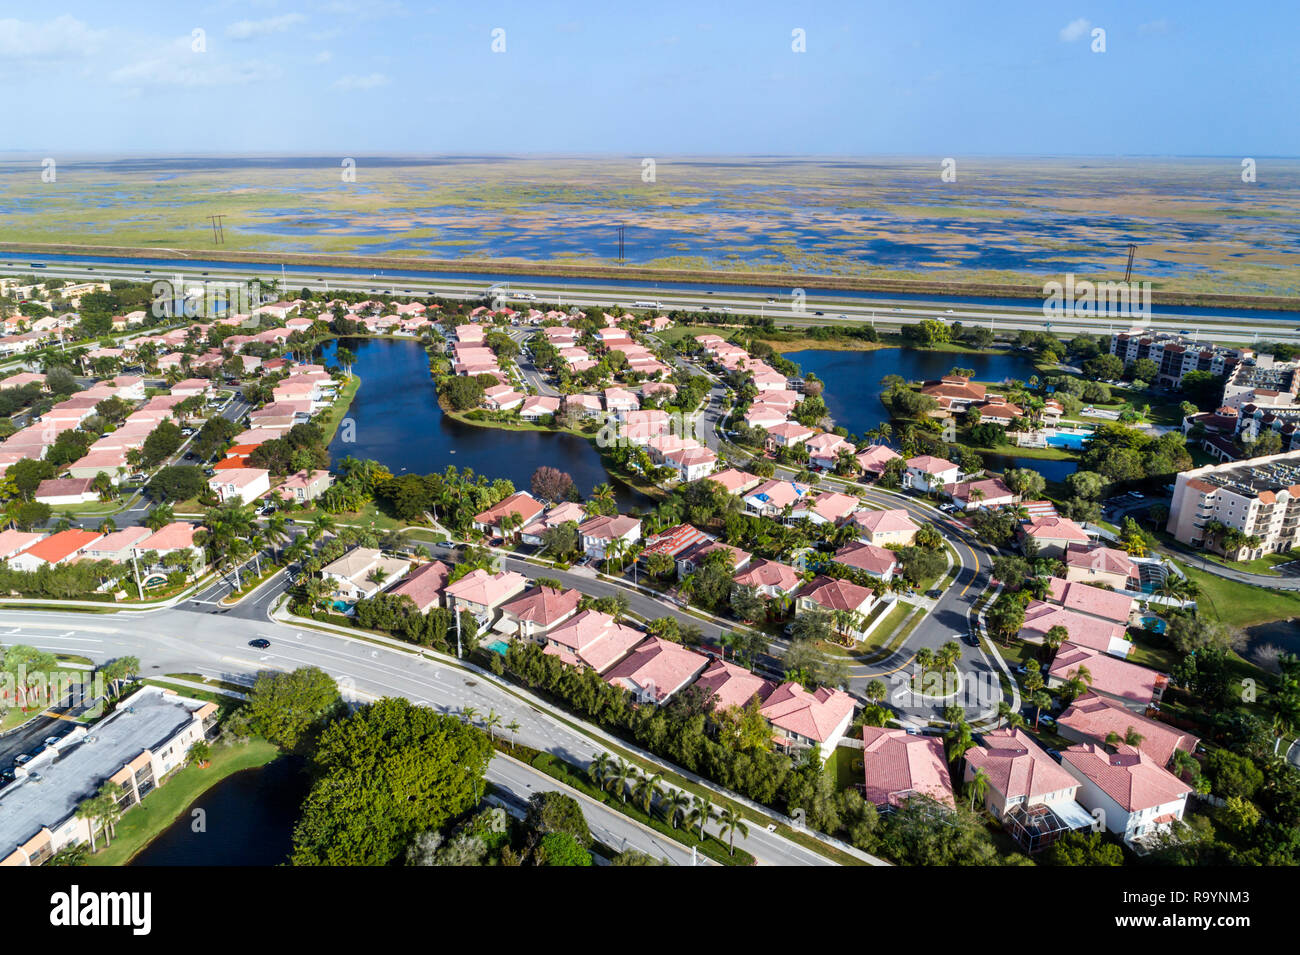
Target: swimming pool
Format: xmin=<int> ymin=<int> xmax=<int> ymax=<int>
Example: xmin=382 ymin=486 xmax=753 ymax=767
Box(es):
xmin=1139 ymin=616 xmax=1167 ymax=634
xmin=485 ymin=639 xmax=510 ymax=656
xmin=1045 ymin=430 xmax=1090 ymax=450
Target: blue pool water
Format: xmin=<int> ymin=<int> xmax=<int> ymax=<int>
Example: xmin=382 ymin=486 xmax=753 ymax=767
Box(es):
xmin=1139 ymin=616 xmax=1167 ymax=634
xmin=1046 ymin=431 xmax=1089 ymax=450
xmin=485 ymin=640 xmax=510 ymax=656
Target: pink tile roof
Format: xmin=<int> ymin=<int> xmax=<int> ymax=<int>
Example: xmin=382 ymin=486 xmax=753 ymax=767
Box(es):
xmin=385 ymin=560 xmax=450 ymax=612
xmin=1057 ymin=693 xmax=1198 ymax=767
xmin=707 ymin=468 xmax=760 ymax=494
xmin=501 ymin=586 xmax=582 ymax=626
xmin=1046 ymin=578 xmax=1134 ymax=624
xmin=1049 ymin=642 xmax=1162 ymax=707
xmin=443 ymin=568 xmax=528 ymax=607
xmin=86 ymin=526 xmax=153 ymax=554
xmin=860 ymin=727 xmax=956 ymax=808
xmin=138 ymin=522 xmax=198 ymax=553
xmin=906 ymin=454 xmax=958 ymax=474
xmin=473 ymin=491 xmax=545 ymax=528
xmin=578 ymin=514 xmax=641 ymax=541
xmin=0 ymin=529 xmax=45 ymax=559
xmin=545 ymin=609 xmax=645 ymax=673
xmin=694 ymin=659 xmax=776 ymax=712
xmin=1023 ymin=516 xmax=1089 ymax=543
xmin=733 ymin=558 xmax=802 ymax=593
xmin=831 ymin=541 xmax=899 ymax=577
xmin=849 ymin=507 xmax=918 ymax=536
xmin=799 ymin=575 xmax=876 ymax=612
xmin=762 ymin=682 xmax=857 ymax=744
xmin=962 ymin=728 xmax=1078 ymax=803
xmin=1064 ymin=542 xmax=1138 ymax=578
xmin=856 ymin=444 xmax=901 ymax=472
xmin=945 ymin=477 xmax=1015 ymax=504
xmin=1060 ymin=742 xmax=1191 ymax=812
xmin=794 ymin=490 xmax=859 ymax=522
xmin=1021 ymin=602 xmax=1129 ymax=655
xmin=765 ymin=421 xmax=814 ymax=441
xmin=603 ymin=636 xmax=709 ymax=702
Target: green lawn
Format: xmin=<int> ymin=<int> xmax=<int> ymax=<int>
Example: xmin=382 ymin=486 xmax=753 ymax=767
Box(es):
xmin=87 ymin=738 xmax=280 ymax=866
xmin=316 ymin=373 xmax=362 ymax=444
xmin=825 ymin=745 xmax=863 ymax=792
xmin=1181 ymin=564 xmax=1300 ymax=629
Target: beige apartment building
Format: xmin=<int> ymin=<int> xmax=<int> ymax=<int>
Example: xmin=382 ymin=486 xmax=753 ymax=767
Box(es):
xmin=1167 ymin=451 xmax=1300 ymax=559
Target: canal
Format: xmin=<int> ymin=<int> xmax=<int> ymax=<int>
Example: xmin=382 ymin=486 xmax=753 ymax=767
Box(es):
xmin=784 ymin=347 xmax=1078 ymax=480
xmin=320 ymin=337 xmax=650 ymax=510
xmin=131 ymin=757 xmax=309 ymax=866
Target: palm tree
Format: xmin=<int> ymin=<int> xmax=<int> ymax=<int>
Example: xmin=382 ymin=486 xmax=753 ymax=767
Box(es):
xmin=968 ymin=767 xmax=989 ymax=811
xmin=96 ymin=782 xmax=124 ymax=843
xmin=144 ymin=503 xmax=174 ymax=532
xmin=662 ymin=789 xmax=690 ymax=829
xmin=607 ymin=759 xmax=634 ymax=803
xmin=484 ymin=710 xmax=502 ymax=742
xmin=633 ymin=772 xmax=663 ymax=814
xmin=687 ymin=795 xmax=717 ymax=839
xmin=309 ymin=512 xmax=337 ymax=541
xmin=717 ymin=807 xmax=748 ymax=856
xmin=460 ymin=705 xmax=478 ymax=726
xmin=75 ymin=798 xmax=102 ymax=852
xmin=1031 ymin=691 xmax=1052 ymax=729
xmin=589 ymin=753 xmax=613 ymax=789
xmin=263 ymin=512 xmax=290 ymax=560
xmin=505 ymin=719 xmax=520 ymax=751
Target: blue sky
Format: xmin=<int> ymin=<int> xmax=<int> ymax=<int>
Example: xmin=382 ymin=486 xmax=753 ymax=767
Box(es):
xmin=1 ymin=1 xmax=1296 ymax=156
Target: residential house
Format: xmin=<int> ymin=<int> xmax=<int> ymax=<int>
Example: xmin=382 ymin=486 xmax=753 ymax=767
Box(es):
xmin=846 ymin=507 xmax=918 ymax=547
xmin=577 ymin=514 xmax=642 ymax=560
xmin=276 ymin=469 xmax=333 ymax=503
xmin=861 ymin=727 xmax=956 ymax=809
xmin=543 ymin=609 xmax=646 ymax=672
xmin=207 ymin=468 xmax=270 ymax=504
xmin=473 ymin=491 xmax=546 ymax=536
xmin=442 ymin=569 xmax=529 ymax=620
xmin=805 ymin=433 xmax=856 ymax=470
xmin=497 ymin=586 xmax=583 ymax=641
xmin=830 ymin=542 xmax=900 ymax=582
xmin=7 ymin=530 xmax=102 ymax=572
xmin=732 ymin=559 xmax=802 ymax=599
xmin=943 ymin=477 xmax=1017 ymax=511
xmin=34 ymin=477 xmax=98 ymax=506
xmin=796 ymin=576 xmax=878 ymax=635
xmin=384 ymin=560 xmax=451 ymax=613
xmin=1064 ymin=543 xmax=1140 ymax=590
xmin=1056 ymin=693 xmax=1199 ymax=768
xmin=694 ymin=659 xmax=776 ymax=712
xmin=604 ymin=637 xmax=710 ymax=704
xmin=1021 ymin=516 xmax=1090 ymax=558
xmin=762 ymin=683 xmax=857 ymax=760
xmin=1048 ymin=642 xmax=1166 ymax=709
xmin=320 ymin=548 xmax=412 ymax=602
xmin=904 ymin=454 xmax=961 ymax=492
xmin=856 ymin=444 xmax=902 ymax=478
xmin=1060 ymin=743 xmax=1191 ymax=846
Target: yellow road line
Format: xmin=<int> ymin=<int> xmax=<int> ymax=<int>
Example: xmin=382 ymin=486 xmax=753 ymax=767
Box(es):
xmin=959 ymin=546 xmax=982 ymax=597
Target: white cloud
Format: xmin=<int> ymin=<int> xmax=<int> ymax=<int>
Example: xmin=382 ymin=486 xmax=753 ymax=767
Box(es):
xmin=1059 ymin=18 xmax=1091 ymax=43
xmin=0 ymin=14 xmax=110 ymax=59
xmin=226 ymin=14 xmax=307 ymax=40
xmin=333 ymin=72 xmax=390 ymax=90
xmin=109 ymin=38 xmax=281 ymax=88
xmin=314 ymin=50 xmax=333 ymax=63
xmin=1138 ymin=19 xmax=1172 ymax=36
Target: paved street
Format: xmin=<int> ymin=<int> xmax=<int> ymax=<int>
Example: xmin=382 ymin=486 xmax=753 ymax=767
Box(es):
xmin=0 ymin=606 xmax=854 ymax=865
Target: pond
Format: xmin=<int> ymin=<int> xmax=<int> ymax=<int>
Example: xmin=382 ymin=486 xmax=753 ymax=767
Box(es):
xmin=131 ymin=757 xmax=309 ymax=866
xmin=784 ymin=347 xmax=1078 ymax=481
xmin=320 ymin=338 xmax=651 ymax=511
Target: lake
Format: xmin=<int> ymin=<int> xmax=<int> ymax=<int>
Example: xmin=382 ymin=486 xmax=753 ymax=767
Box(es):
xmin=784 ymin=347 xmax=1078 ymax=481
xmin=320 ymin=338 xmax=650 ymax=510
xmin=131 ymin=757 xmax=308 ymax=866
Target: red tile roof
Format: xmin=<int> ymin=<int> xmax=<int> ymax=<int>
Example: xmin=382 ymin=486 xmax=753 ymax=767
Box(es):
xmin=963 ymin=728 xmax=1078 ymax=803
xmin=860 ymin=727 xmax=955 ymax=808
xmin=1060 ymin=742 xmax=1191 ymax=812
xmin=1057 ymin=693 xmax=1198 ymax=767
xmin=761 ymin=682 xmax=856 ymax=744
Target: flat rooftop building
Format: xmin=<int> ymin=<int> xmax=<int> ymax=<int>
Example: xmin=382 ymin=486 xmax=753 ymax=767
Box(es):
xmin=1167 ymin=450 xmax=1300 ymax=559
xmin=0 ymin=686 xmax=216 ymax=866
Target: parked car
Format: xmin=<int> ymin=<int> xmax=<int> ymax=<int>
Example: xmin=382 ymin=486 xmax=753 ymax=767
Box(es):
xmin=925 ymin=589 xmax=942 ymax=599
xmin=43 ymin=736 xmax=59 ymax=747
xmin=14 ymin=754 xmax=31 ymax=766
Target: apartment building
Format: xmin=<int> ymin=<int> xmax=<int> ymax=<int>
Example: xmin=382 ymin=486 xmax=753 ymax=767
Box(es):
xmin=0 ymin=687 xmax=217 ymax=866
xmin=1167 ymin=450 xmax=1300 ymax=559
xmin=1109 ymin=331 xmax=1249 ymax=389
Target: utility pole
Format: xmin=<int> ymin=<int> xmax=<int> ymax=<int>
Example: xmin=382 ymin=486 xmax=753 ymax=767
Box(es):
xmin=130 ymin=552 xmax=143 ymax=600
xmin=455 ymin=606 xmax=463 ymax=658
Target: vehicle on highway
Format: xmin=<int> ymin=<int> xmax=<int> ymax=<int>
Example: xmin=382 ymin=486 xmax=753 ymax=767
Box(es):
xmin=766 ymin=297 xmax=777 ymax=304
xmin=964 ymin=631 xmax=979 ymax=647
xmin=43 ymin=736 xmax=60 ymax=747
xmin=632 ymin=299 xmax=661 ymax=308
xmin=1129 ymin=491 xmax=1145 ymax=499
xmin=14 ymin=754 xmax=31 ymax=766
xmin=814 ymin=310 xmax=824 ymax=316
xmin=249 ymin=638 xmax=271 ymax=649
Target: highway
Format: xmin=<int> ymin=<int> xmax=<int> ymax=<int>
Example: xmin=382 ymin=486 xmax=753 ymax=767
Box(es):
xmin=6 ymin=257 xmax=1299 ymax=347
